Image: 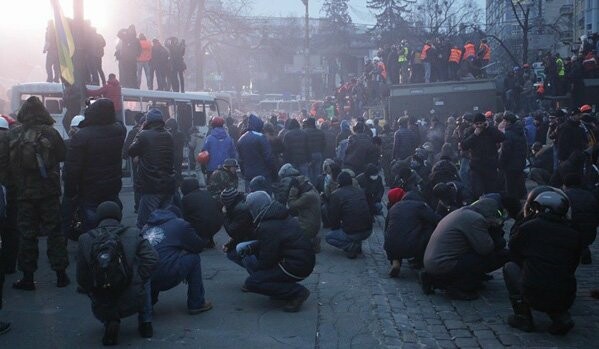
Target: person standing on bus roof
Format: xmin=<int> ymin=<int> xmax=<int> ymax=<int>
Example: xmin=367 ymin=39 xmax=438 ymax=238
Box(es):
xmin=137 ymin=34 xmax=153 ymax=90
xmin=44 ymin=20 xmax=60 ymax=83
xmin=87 ymin=73 xmax=123 ymax=119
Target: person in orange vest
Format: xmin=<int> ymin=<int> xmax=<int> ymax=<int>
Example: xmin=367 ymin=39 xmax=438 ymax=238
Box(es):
xmin=478 ymin=39 xmax=491 ymax=66
xmin=137 ymin=33 xmax=153 ymax=89
xmin=420 ymin=40 xmax=433 ymax=83
xmin=463 ymin=41 xmax=476 ymax=62
xmin=448 ymin=45 xmax=462 ymax=81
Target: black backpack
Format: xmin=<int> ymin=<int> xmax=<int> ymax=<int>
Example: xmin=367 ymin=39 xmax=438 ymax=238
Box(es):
xmin=89 ymin=226 xmax=132 ymax=294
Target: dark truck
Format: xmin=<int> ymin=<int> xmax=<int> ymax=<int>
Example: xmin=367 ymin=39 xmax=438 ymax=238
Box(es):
xmin=386 ymin=79 xmax=499 ymax=120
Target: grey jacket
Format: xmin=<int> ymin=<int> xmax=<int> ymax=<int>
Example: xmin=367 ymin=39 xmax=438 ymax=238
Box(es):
xmin=423 ymin=207 xmax=494 ymax=275
xmin=77 ymin=219 xmax=158 ymax=320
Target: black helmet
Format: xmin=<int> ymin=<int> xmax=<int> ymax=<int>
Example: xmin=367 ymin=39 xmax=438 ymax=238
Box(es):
xmin=529 ymin=189 xmax=570 ymax=217
xmin=523 ymin=185 xmax=554 ymax=217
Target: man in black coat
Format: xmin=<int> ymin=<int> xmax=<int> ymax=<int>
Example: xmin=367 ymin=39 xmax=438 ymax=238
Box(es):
xmin=499 ymin=113 xmax=528 ymax=199
xmin=555 ymin=111 xmax=587 ymax=164
xmin=393 ymin=116 xmax=418 ymax=161
xmin=461 ymin=113 xmax=505 ymax=197
xmin=238 ymin=191 xmax=315 ymax=312
xmin=282 ymin=119 xmax=310 ymax=177
xmin=504 ymin=189 xmax=581 ymax=335
xmin=220 ymin=188 xmax=255 ymax=263
xmin=325 ymin=171 xmax=373 ymax=258
xmin=384 ymin=191 xmax=441 ymax=277
xmin=302 ymin=117 xmax=326 ymax=185
xmin=563 ymin=174 xmax=599 ymax=264
xmin=343 ymin=122 xmax=379 ymax=175
xmin=128 ymin=108 xmax=176 ymax=228
xmin=63 ymin=98 xmax=126 ymax=233
xmin=180 ymin=178 xmax=224 ymax=248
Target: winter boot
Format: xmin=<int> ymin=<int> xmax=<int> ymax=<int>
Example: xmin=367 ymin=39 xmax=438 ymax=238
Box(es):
xmin=507 ymin=296 xmax=535 ymax=332
xmin=548 ymin=312 xmax=574 ymax=336
xmin=388 ymin=259 xmax=401 ymax=278
xmin=13 ymin=272 xmax=35 ymax=291
xmin=102 ymin=320 xmax=120 ymax=346
xmin=56 ymin=270 xmax=70 ymax=288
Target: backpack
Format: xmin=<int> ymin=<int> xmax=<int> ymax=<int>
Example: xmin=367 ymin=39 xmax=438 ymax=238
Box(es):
xmin=9 ymin=126 xmax=57 ymax=175
xmin=89 ymin=226 xmax=132 ymax=295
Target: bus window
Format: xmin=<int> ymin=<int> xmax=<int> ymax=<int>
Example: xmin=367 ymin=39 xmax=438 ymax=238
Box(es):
xmin=193 ymin=102 xmax=206 ymax=127
xmin=141 ymin=98 xmax=174 ymax=121
xmin=45 ymin=98 xmax=62 ymax=114
xmin=206 ymin=101 xmax=218 ymax=122
xmin=123 ymin=97 xmax=142 ymax=126
xmin=176 ymin=102 xmax=192 ymax=132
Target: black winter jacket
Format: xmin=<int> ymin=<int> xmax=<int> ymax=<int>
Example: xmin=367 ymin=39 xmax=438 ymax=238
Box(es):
xmin=223 ymin=192 xmax=255 ymax=248
xmin=556 ymin=119 xmax=587 ymax=161
xmin=344 ymin=133 xmax=379 ymax=174
xmin=509 ymin=214 xmax=582 ymax=313
xmin=64 ymin=99 xmax=126 ymax=203
xmin=254 ymin=201 xmax=315 ymax=279
xmin=328 ymin=185 xmax=373 ymax=234
xmin=393 ymin=127 xmax=418 ymax=161
xmin=283 ymin=128 xmax=310 ymax=165
xmin=128 ymin=121 xmax=176 ymax=194
xmin=304 ymin=127 xmax=326 ymax=154
xmin=499 ymin=122 xmax=527 ymax=172
xmin=565 ymin=187 xmax=599 ymax=246
xmin=461 ymin=126 xmax=505 ymax=171
xmin=384 ymin=192 xmax=441 ymax=260
xmin=181 ymin=178 xmax=224 ymax=239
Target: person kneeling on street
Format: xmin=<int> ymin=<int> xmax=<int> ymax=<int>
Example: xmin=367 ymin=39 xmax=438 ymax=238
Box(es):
xmin=385 ymin=191 xmax=441 ymax=278
xmin=220 ymin=188 xmax=256 ymax=265
xmin=421 ymin=198 xmax=508 ymax=300
xmin=287 ymin=176 xmax=322 ymax=253
xmin=503 ymin=188 xmax=581 ymax=335
xmin=181 ymin=177 xmax=224 ymax=248
xmin=142 ymin=205 xmax=213 ymax=316
xmin=237 ymin=191 xmax=315 ymax=312
xmin=325 ymin=171 xmax=373 ymax=258
xmin=76 ymin=201 xmax=158 ymax=346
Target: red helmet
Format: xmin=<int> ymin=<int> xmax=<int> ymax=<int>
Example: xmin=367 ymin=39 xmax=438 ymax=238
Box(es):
xmin=211 ymin=117 xmax=225 ymax=127
xmin=196 ymin=151 xmax=210 ymax=165
xmin=484 ymin=111 xmax=493 ymax=118
xmin=580 ymin=104 xmax=592 ymax=113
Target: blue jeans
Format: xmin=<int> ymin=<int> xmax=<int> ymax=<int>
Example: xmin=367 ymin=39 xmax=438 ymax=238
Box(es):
xmin=139 ymin=280 xmax=153 ymax=323
xmin=459 ymin=157 xmax=471 ymax=191
xmin=137 ymin=194 xmax=173 ymax=228
xmin=137 ymin=61 xmax=152 ymax=89
xmin=149 ymin=253 xmax=206 ymax=311
xmin=423 ymin=62 xmax=431 ymax=83
xmin=309 ymin=153 xmax=323 ymax=185
xmin=227 ymin=241 xmax=259 ymax=273
xmin=325 ymin=229 xmax=372 ymax=254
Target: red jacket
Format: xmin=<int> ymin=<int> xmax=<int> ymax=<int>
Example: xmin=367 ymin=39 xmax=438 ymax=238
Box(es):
xmin=87 ymin=78 xmax=123 ymax=112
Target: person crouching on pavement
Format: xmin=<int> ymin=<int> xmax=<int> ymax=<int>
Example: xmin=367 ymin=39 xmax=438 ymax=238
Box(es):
xmin=76 ymin=201 xmax=158 ymax=346
xmin=287 ymin=176 xmax=322 ymax=253
xmin=325 ymin=171 xmax=373 ymax=259
xmin=180 ymin=177 xmax=224 ymax=248
xmin=237 ymin=191 xmax=315 ymax=312
xmin=421 ymin=198 xmax=508 ymax=300
xmin=219 ymin=187 xmax=256 ymax=264
xmin=141 ymin=205 xmax=213 ymax=316
xmin=503 ymin=188 xmax=581 ymax=335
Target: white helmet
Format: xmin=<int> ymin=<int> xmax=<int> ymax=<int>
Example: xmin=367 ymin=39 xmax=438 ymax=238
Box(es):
xmin=373 ymin=57 xmax=380 ymax=62
xmin=0 ymin=117 xmax=8 ymax=130
xmin=71 ymin=115 xmax=85 ymax=127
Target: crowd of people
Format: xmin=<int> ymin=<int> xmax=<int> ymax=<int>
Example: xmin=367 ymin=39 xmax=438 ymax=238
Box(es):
xmin=44 ymin=21 xmax=186 ymax=92
xmin=1 ymin=93 xmax=599 ymax=343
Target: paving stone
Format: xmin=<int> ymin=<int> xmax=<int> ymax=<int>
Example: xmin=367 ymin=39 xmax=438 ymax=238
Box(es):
xmin=449 ymin=329 xmax=472 ymax=338
xmin=437 ymin=339 xmax=457 ymax=349
xmin=444 ymin=320 xmax=468 ymax=330
xmin=497 ymin=333 xmax=522 ymax=346
xmin=472 ymin=329 xmax=496 ymax=340
xmin=476 ymin=339 xmax=505 ymax=349
xmin=453 ymin=337 xmax=480 ymax=347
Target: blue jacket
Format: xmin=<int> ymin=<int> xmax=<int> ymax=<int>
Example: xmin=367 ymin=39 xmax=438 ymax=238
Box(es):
xmin=523 ymin=116 xmax=536 ymax=146
xmin=237 ymin=115 xmax=274 ymax=181
xmin=202 ymin=127 xmax=237 ymax=172
xmin=142 ymin=209 xmax=205 ymax=277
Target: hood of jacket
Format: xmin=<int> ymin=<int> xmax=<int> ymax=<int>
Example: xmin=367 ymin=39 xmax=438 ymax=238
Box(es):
xmin=82 ymin=98 xmax=116 ymax=126
xmin=402 ymin=191 xmax=425 ymax=202
xmin=278 ymin=163 xmax=300 ymax=178
xmin=524 ymin=116 xmax=535 ymax=127
xmin=165 ymin=117 xmax=178 ymax=131
xmin=181 ymin=178 xmax=200 ymax=195
xmin=146 ymin=208 xmax=179 ymax=226
xmin=210 ymin=126 xmax=228 ymax=139
xmin=17 ymin=96 xmax=54 ymax=126
xmin=248 ymin=114 xmax=263 ymax=132
xmin=340 ymin=120 xmax=350 ymax=131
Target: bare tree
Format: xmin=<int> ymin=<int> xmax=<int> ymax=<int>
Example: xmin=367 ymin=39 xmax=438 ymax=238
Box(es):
xmin=508 ymin=0 xmax=536 ymax=65
xmin=411 ymin=0 xmax=482 ymax=39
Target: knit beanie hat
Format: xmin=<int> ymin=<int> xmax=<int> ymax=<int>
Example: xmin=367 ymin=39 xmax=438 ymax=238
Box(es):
xmin=220 ymin=187 xmax=239 ymax=207
xmin=95 ymin=201 xmax=122 ymax=222
xmin=387 ymin=188 xmax=406 ymax=206
xmin=145 ymin=108 xmax=164 ymax=124
xmin=337 ymin=171 xmax=352 ymax=187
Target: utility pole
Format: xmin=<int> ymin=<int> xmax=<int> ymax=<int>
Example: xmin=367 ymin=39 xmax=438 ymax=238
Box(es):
xmin=302 ymin=0 xmax=310 ymax=100
xmin=157 ymin=0 xmax=163 ymax=40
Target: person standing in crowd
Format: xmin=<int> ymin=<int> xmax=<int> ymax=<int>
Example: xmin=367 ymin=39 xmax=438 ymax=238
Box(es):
xmin=180 ymin=178 xmax=224 ymax=249
xmin=136 ymin=34 xmax=153 ymax=89
xmin=0 ymin=97 xmax=68 ymax=290
xmin=504 ymin=189 xmax=580 ymax=335
xmin=282 ymin=119 xmax=310 ymax=177
xmin=150 ymin=38 xmax=170 ymax=91
xmin=398 ymin=40 xmax=410 ymax=84
xmin=393 ymin=116 xmax=418 ymax=161
xmin=499 ymin=112 xmax=528 ymax=199
xmin=448 ymin=45 xmax=462 ymax=81
xmin=461 ymin=113 xmax=505 ymax=198
xmin=238 ymin=191 xmax=315 ymax=312
xmin=421 ymin=199 xmax=508 ymax=300
xmin=421 ymin=40 xmax=433 ymax=83
xmin=87 ymin=26 xmax=106 ymax=86
xmin=302 ymin=117 xmax=326 ymax=185
xmin=115 ymin=25 xmax=141 ymax=88
xmin=122 ymin=113 xmax=145 ymax=213
xmin=165 ymin=118 xmax=185 ymax=185
xmin=76 ymin=201 xmax=158 ymax=345
xmin=343 ymin=121 xmax=379 ymax=175
xmin=563 ymin=174 xmax=599 ymax=264
xmin=165 ymin=37 xmax=186 ymax=92
xmin=128 ymin=108 xmax=176 ymax=228
xmin=87 ymin=73 xmax=123 ymax=119
xmin=555 ymin=109 xmax=587 ymax=168
xmin=0 ymin=117 xmax=18 ymax=275
xmin=142 ymin=205 xmax=212 ymax=316
xmin=44 ymin=20 xmax=59 ymax=83
xmin=63 ymin=99 xmax=126 ymax=234
xmin=325 ymin=171 xmax=373 ymax=258
xmin=237 ymin=114 xmax=274 ymax=188
xmin=202 ymin=117 xmax=237 ymax=180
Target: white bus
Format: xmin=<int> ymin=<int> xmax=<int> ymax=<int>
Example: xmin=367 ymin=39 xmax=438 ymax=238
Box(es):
xmin=10 ymin=82 xmax=227 ymax=138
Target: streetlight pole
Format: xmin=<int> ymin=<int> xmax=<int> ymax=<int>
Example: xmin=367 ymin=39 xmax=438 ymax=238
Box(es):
xmin=302 ymin=0 xmax=310 ymax=100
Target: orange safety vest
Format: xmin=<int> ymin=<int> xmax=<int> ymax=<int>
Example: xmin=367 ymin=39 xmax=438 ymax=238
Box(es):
xmin=463 ymin=43 xmax=475 ymax=61
xmin=420 ymin=44 xmax=431 ymax=60
xmin=378 ymin=61 xmax=387 ymax=80
xmin=448 ymin=49 xmax=461 ymax=63
xmin=479 ymin=43 xmax=491 ymax=60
